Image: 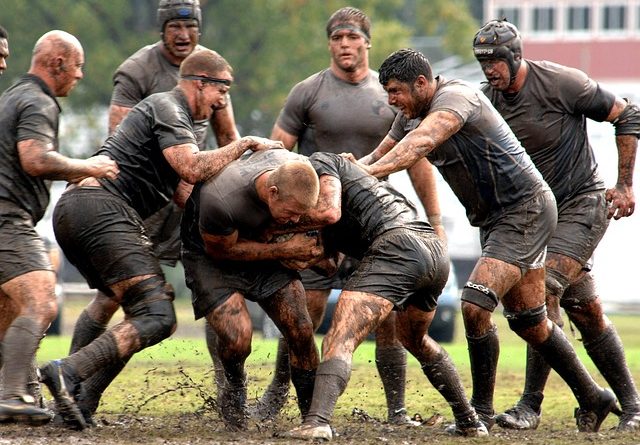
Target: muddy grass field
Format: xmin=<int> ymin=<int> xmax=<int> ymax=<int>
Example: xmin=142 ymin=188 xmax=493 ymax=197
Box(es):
xmin=3 ymin=299 xmax=638 ymax=445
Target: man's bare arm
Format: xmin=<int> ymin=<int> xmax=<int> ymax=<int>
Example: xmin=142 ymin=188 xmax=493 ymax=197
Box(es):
xmin=202 ymin=229 xmax=322 ymax=262
xmin=163 ymin=136 xmax=284 ymax=184
xmin=366 ymin=110 xmax=463 ymax=178
xmin=270 ymin=123 xmax=299 ymax=151
xmin=18 ymin=139 xmax=118 ymax=182
xmin=210 ymin=99 xmax=240 ymax=146
xmin=407 ymin=157 xmax=446 ymax=239
xmin=108 ymin=104 xmax=132 ymax=135
xmin=605 ymin=97 xmax=637 ymax=219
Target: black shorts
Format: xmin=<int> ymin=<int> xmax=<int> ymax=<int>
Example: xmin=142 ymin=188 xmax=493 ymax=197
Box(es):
xmin=182 ymin=249 xmax=300 ymax=320
xmin=548 ymin=190 xmax=609 ymax=269
xmin=0 ymin=200 xmax=52 ymax=284
xmin=480 ymin=189 xmax=557 ymax=272
xmin=53 ymin=187 xmax=163 ymax=294
xmin=344 ymin=228 xmax=449 ymax=312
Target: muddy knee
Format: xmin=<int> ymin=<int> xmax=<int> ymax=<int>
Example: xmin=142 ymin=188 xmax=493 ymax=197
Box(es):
xmin=122 ymin=276 xmax=177 ymax=349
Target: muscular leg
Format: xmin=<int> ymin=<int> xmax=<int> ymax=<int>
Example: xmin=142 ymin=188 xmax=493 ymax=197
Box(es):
xmin=253 ymin=288 xmax=328 ymax=421
xmin=460 ymin=257 xmax=520 ymax=429
xmin=260 ymin=281 xmax=318 ymax=418
xmin=397 ymin=306 xmax=487 ymax=437
xmin=40 ymin=274 xmax=176 ymax=430
xmin=504 ymin=267 xmax=619 ymax=432
xmin=286 ymin=290 xmax=393 ymax=440
xmin=206 ymin=292 xmax=253 ymax=430
xmin=0 ymin=271 xmax=58 ymax=424
xmin=497 ymin=257 xmax=571 ymax=430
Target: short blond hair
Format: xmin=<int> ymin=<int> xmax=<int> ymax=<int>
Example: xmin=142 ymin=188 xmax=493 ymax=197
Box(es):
xmin=180 ymin=48 xmax=232 ymax=77
xmin=268 ymin=160 xmax=319 ymax=210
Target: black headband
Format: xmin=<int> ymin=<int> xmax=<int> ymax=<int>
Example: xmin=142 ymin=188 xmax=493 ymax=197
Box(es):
xmin=329 ymin=23 xmax=370 ymax=42
xmin=181 ymin=74 xmax=231 ymax=86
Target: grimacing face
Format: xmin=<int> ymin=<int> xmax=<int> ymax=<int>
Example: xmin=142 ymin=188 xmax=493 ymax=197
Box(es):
xmin=479 ymin=58 xmax=511 ymax=91
xmin=163 ymin=19 xmax=199 ymax=61
xmin=383 ymin=79 xmax=424 ymax=119
xmin=192 ymin=70 xmax=233 ymax=121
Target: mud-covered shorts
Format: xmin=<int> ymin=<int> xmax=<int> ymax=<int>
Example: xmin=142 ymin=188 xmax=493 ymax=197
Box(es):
xmin=53 ymin=187 xmax=163 ymax=294
xmin=182 ymin=249 xmax=300 ymax=320
xmin=0 ymin=200 xmax=52 ymax=284
xmin=548 ymin=190 xmax=609 ymax=270
xmin=479 ymin=189 xmax=557 ymax=272
xmin=344 ymin=228 xmax=449 ymax=312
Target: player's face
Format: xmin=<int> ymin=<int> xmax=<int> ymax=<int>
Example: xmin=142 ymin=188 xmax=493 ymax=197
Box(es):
xmin=384 ymin=79 xmax=424 ymax=119
xmin=163 ymin=19 xmax=199 ymax=61
xmin=479 ymin=59 xmax=511 ymax=91
xmin=269 ymin=198 xmax=307 ymax=225
xmin=328 ymin=29 xmax=368 ymax=73
xmin=0 ymin=38 xmax=9 ymax=75
xmin=194 ymin=71 xmax=232 ymax=120
xmin=55 ymin=47 xmax=84 ymax=97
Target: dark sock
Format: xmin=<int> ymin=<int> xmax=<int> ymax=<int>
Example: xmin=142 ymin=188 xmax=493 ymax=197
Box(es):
xmin=305 ymin=358 xmax=351 ymax=425
xmin=518 ymin=344 xmax=550 ymax=412
xmin=2 ymin=316 xmax=41 ymax=399
xmin=584 ymin=325 xmax=640 ymax=412
xmin=64 ymin=331 xmax=120 ymax=380
xmin=532 ymin=324 xmax=599 ymax=408
xmin=421 ymin=349 xmax=476 ymax=424
xmin=290 ymin=366 xmax=316 ymax=417
xmin=77 ymin=357 xmax=130 ymax=416
xmin=69 ymin=310 xmax=107 ymax=354
xmin=376 ymin=345 xmax=407 ymax=419
xmin=262 ymin=337 xmax=291 ymax=397
xmin=467 ymin=327 xmax=499 ymax=416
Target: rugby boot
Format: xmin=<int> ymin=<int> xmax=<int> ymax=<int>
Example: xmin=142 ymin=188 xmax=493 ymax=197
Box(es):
xmin=474 ymin=407 xmax=496 ymax=431
xmin=387 ymin=408 xmax=422 ymax=426
xmin=616 ymin=410 xmax=640 ymax=432
xmin=284 ymin=422 xmax=333 ymax=441
xmin=0 ymin=395 xmax=53 ymax=426
xmin=574 ymin=388 xmax=621 ymax=432
xmin=40 ymin=360 xmax=86 ymax=431
xmin=496 ymin=403 xmax=541 ymax=430
xmin=444 ymin=415 xmax=489 ymax=437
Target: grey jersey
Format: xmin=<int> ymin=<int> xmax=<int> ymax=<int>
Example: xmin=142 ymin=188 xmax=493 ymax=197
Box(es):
xmin=0 ymin=74 xmax=60 ymax=222
xmin=181 ymin=150 xmax=305 ymax=253
xmin=276 ymin=69 xmax=396 ymax=158
xmin=389 ymin=77 xmax=547 ymax=228
xmin=110 ymin=42 xmax=209 ymax=147
xmin=96 ymin=89 xmax=196 ymax=220
xmin=482 ymin=60 xmax=613 ymax=206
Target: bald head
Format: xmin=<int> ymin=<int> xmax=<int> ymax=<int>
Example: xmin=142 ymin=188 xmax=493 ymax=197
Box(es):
xmin=29 ymin=30 xmax=84 ymax=97
xmin=32 ymin=30 xmax=82 ymax=68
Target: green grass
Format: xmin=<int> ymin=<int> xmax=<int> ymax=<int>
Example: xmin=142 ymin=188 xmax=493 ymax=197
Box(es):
xmin=34 ymin=298 xmax=640 ymax=443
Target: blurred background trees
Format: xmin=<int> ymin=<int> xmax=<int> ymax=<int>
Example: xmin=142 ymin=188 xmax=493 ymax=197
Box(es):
xmin=0 ymin=0 xmax=479 ymax=155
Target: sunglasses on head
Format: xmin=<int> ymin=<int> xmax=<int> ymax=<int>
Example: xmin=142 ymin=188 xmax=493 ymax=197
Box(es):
xmin=181 ymin=74 xmax=232 ymax=86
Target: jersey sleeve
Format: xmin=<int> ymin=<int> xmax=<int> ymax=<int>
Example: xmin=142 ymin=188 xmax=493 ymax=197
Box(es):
xmin=151 ymin=100 xmax=198 ymax=150
xmin=388 ymin=112 xmax=410 ymax=142
xmin=16 ymin=96 xmax=58 ymax=145
xmin=556 ymin=66 xmax=615 ymax=122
